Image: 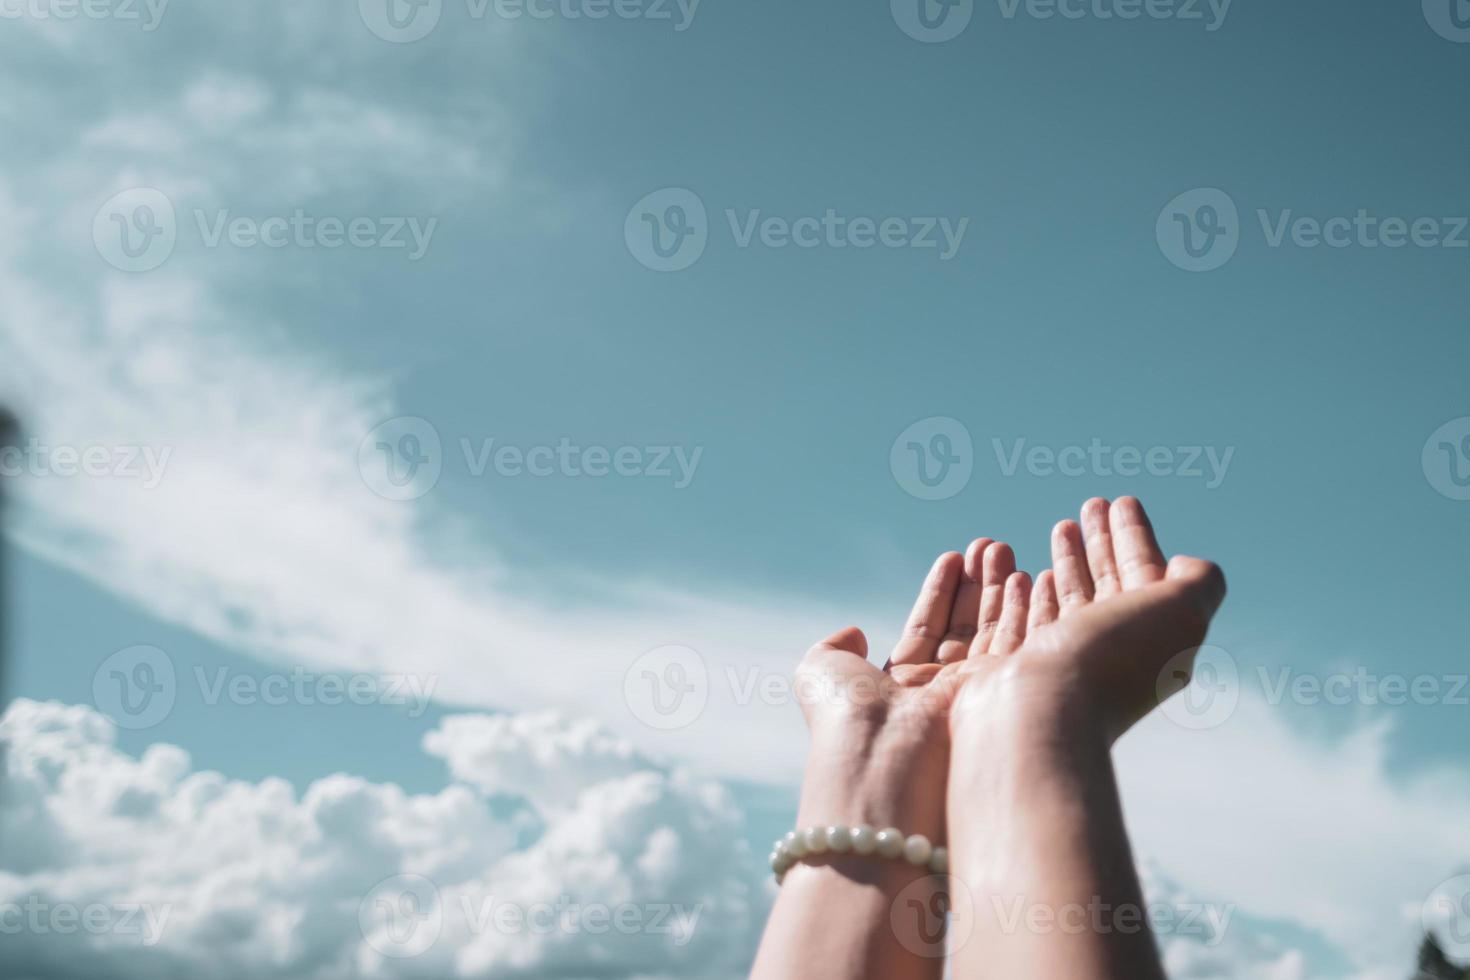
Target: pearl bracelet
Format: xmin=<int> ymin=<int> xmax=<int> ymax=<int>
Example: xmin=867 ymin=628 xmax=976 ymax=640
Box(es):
xmin=769 ymin=825 xmax=948 ymax=884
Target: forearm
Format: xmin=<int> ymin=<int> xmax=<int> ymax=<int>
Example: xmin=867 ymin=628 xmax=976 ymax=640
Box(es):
xmin=947 ymin=695 xmax=1164 ymax=980
xmin=750 ymin=853 xmax=945 ymax=980
xmin=750 ymin=722 xmax=949 ymax=980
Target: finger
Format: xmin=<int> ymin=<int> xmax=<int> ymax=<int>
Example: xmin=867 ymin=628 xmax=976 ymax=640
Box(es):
xmin=1028 ymin=569 xmax=1060 ymax=631
xmin=1080 ymin=496 xmax=1122 ymax=599
xmin=989 ymin=571 xmax=1032 ymax=655
xmin=1051 ymin=518 xmax=1095 ymax=616
xmin=1110 ymin=496 xmax=1167 ymax=590
xmin=814 ymin=626 xmax=868 ymax=658
xmin=937 ymin=539 xmax=991 ymax=665
xmin=1166 ymin=554 xmax=1228 ymax=618
xmin=890 ymin=552 xmax=965 ymax=666
xmin=968 ymin=541 xmax=1015 ymax=657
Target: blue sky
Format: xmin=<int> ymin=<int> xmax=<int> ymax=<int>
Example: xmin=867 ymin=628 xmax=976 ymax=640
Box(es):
xmin=2 ymin=0 xmax=1470 ymax=977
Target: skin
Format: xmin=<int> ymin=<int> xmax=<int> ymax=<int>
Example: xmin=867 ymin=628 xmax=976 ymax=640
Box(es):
xmin=749 ymin=497 xmax=1226 ymax=980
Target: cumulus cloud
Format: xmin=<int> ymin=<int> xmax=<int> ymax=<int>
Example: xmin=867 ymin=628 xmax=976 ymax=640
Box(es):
xmin=424 ymin=713 xmax=648 ymax=814
xmin=1138 ymin=860 xmax=1310 ymax=980
xmin=0 ymin=699 xmax=765 ymax=980
xmin=1117 ymin=692 xmax=1470 ymax=978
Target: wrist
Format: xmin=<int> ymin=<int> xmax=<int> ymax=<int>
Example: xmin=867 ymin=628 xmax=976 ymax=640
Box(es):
xmin=947 ymin=663 xmax=1116 ymax=833
xmin=950 ymin=659 xmax=1110 ymax=753
xmin=797 ymin=720 xmax=948 ymax=843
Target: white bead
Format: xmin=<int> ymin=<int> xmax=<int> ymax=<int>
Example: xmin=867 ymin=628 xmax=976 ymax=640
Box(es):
xmin=825 ymin=825 xmax=853 ymax=853
xmin=875 ymin=827 xmax=905 ymax=859
xmin=769 ymin=850 xmax=784 ymax=872
xmin=903 ymin=834 xmax=933 ymax=866
xmin=802 ymin=826 xmax=829 ymax=854
xmin=851 ymin=824 xmax=877 ymax=854
xmin=929 ymin=847 xmax=948 ymax=874
xmin=783 ymin=830 xmax=808 ymax=859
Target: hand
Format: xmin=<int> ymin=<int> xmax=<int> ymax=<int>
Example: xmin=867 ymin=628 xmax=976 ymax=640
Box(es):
xmin=950 ymin=496 xmax=1226 ymax=745
xmin=753 ymin=540 xmax=1028 ymax=980
xmin=943 ymin=497 xmax=1227 ymax=980
xmin=793 ymin=539 xmax=1030 ymax=843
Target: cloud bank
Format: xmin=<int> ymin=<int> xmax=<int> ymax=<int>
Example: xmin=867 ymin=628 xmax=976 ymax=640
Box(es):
xmin=0 ymin=698 xmax=766 ymax=980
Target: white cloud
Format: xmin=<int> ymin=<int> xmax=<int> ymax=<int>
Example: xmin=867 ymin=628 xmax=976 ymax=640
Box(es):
xmin=1118 ymin=692 xmax=1470 ymax=978
xmin=0 ymin=698 xmax=765 ymax=980
xmin=424 ymin=713 xmax=648 ymax=814
xmin=0 ymin=246 xmax=834 ymax=779
xmin=0 ymin=13 xmax=834 ymax=779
